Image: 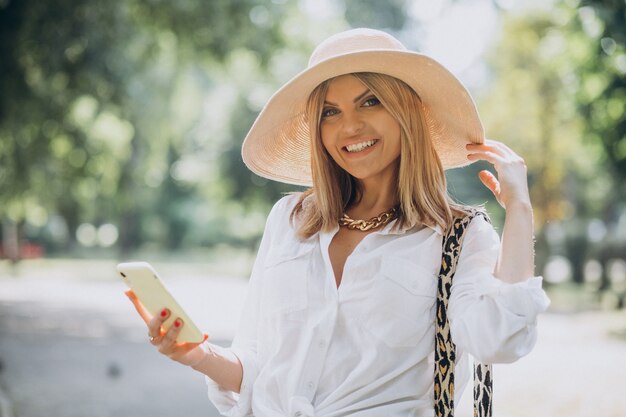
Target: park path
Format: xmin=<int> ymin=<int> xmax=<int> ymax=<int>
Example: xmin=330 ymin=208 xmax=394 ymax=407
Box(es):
xmin=0 ymin=261 xmax=245 ymax=417
xmin=0 ymin=261 xmax=625 ymax=417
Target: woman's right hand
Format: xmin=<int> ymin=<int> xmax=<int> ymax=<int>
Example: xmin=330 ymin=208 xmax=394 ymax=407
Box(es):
xmin=125 ymin=289 xmax=209 ymax=367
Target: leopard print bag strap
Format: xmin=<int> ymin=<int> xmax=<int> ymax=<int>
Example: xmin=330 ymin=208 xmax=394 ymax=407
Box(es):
xmin=434 ymin=209 xmax=493 ymax=417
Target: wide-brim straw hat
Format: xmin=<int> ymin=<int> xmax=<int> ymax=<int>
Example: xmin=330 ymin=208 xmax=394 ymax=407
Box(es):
xmin=241 ymin=28 xmax=484 ymax=186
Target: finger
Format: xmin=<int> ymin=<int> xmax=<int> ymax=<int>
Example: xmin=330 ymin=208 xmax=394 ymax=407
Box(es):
xmin=468 ymin=140 xmax=516 ymax=160
xmin=125 ymin=290 xmax=152 ymax=325
xmin=484 ymin=139 xmax=519 ymax=158
xmin=148 ymin=308 xmax=170 ymax=338
xmin=467 ymin=150 xmax=505 ymax=165
xmin=478 ymin=170 xmax=501 ymax=196
xmin=160 ymin=318 xmax=184 ymax=352
xmin=466 ymin=145 xmax=497 ymax=156
xmin=466 ymin=141 xmax=494 ymax=150
xmin=149 ymin=334 xmax=163 ymax=346
xmin=467 ymin=142 xmax=506 ymax=157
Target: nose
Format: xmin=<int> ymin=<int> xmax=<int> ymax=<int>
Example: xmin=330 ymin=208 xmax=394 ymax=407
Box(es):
xmin=341 ymin=110 xmax=365 ymax=136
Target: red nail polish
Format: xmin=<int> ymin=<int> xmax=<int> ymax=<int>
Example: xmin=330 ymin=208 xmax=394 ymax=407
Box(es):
xmin=160 ymin=309 xmax=168 ymax=318
xmin=174 ymin=320 xmax=181 ymax=328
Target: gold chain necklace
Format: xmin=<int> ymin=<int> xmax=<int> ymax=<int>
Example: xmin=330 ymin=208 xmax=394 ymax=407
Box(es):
xmin=339 ymin=207 xmax=398 ymax=231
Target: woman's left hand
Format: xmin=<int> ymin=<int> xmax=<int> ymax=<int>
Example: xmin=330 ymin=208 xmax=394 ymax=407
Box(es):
xmin=466 ymin=139 xmax=531 ymax=209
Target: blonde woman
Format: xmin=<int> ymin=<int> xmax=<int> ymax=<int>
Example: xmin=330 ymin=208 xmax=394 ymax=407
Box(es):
xmin=127 ymin=28 xmax=550 ymax=417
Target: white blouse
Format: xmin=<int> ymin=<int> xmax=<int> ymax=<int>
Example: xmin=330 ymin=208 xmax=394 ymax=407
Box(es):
xmin=204 ymin=194 xmax=550 ymax=417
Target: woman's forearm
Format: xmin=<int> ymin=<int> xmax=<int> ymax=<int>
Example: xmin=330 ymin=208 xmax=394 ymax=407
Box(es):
xmin=191 ymin=344 xmax=244 ymax=393
xmin=495 ymin=200 xmax=535 ymax=283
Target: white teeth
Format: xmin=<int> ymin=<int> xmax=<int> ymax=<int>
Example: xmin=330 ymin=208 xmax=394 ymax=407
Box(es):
xmin=346 ymin=140 xmax=376 ymax=153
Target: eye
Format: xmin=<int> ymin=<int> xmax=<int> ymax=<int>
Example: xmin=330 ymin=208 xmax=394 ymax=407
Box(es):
xmin=321 ymin=107 xmax=339 ymax=118
xmin=363 ymin=96 xmax=381 ymax=107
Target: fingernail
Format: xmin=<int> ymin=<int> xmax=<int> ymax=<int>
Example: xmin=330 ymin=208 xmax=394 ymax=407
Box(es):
xmin=160 ymin=309 xmax=168 ymax=318
xmin=174 ymin=319 xmax=181 ymax=328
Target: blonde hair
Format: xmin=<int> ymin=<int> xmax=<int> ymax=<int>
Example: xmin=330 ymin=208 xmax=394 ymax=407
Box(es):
xmin=290 ymin=72 xmax=471 ymax=238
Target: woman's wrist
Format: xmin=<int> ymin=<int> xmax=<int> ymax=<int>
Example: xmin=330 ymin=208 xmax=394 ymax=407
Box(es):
xmin=188 ymin=343 xmax=211 ymax=370
xmin=504 ymin=197 xmax=532 ymax=213
xmin=498 ymin=197 xmax=536 ymax=283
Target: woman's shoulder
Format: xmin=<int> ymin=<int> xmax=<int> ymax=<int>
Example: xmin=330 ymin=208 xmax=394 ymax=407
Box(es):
xmin=443 ymin=204 xmax=498 ymax=245
xmin=460 ymin=208 xmax=500 ymax=251
xmin=450 ymin=204 xmax=492 ymax=230
xmin=270 ymin=192 xmax=303 ymax=216
xmin=265 ymin=192 xmax=305 ymax=231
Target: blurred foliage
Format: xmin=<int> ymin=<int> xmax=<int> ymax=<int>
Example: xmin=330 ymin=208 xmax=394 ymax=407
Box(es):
xmin=474 ymin=0 xmax=626 ymax=302
xmin=344 ymin=0 xmax=407 ymax=30
xmin=576 ymin=0 xmax=626 ymax=201
xmin=573 ymin=0 xmax=626 ymax=301
xmin=0 ymin=0 xmax=625 ymax=308
xmin=0 ymin=0 xmax=291 ymax=254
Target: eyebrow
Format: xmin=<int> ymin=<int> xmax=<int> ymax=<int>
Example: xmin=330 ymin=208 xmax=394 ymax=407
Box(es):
xmin=323 ymin=89 xmax=371 ymax=106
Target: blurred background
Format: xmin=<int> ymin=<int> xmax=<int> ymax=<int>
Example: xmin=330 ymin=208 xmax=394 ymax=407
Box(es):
xmin=0 ymin=0 xmax=625 ymax=416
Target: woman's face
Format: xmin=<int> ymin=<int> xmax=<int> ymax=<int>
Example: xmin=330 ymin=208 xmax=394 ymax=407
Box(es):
xmin=320 ymin=74 xmax=401 ymax=184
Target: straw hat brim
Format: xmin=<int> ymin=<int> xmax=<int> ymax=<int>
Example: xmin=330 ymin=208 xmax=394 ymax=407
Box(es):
xmin=241 ymin=49 xmax=484 ymax=187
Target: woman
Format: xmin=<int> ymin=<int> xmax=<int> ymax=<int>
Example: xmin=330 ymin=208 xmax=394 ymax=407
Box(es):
xmin=126 ymin=28 xmax=550 ymax=416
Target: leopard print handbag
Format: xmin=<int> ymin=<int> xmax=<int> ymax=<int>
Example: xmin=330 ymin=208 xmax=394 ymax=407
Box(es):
xmin=434 ymin=210 xmax=493 ymax=417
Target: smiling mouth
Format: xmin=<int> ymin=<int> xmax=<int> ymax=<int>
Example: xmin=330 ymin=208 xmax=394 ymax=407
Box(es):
xmin=344 ymin=139 xmax=379 ymax=153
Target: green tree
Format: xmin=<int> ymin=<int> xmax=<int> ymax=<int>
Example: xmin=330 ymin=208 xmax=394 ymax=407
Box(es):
xmin=476 ymin=5 xmax=603 ymax=283
xmin=574 ymin=0 xmax=626 ymax=294
xmin=575 ymin=0 xmax=626 ymax=210
xmin=477 ymin=0 xmax=626 ymax=292
xmin=0 ymin=0 xmax=288 ymax=259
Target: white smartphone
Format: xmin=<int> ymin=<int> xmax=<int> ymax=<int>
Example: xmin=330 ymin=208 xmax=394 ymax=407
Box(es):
xmin=117 ymin=261 xmax=204 ymax=343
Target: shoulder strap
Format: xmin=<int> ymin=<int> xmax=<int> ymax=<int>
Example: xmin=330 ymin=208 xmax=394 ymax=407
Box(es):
xmin=434 ymin=209 xmax=493 ymax=417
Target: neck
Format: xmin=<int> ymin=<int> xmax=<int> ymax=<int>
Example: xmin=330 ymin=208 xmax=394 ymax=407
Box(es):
xmin=348 ymin=172 xmax=398 ymax=218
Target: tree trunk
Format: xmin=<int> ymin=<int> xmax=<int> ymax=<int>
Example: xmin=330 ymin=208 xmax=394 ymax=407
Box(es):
xmin=2 ymin=217 xmax=21 ymax=264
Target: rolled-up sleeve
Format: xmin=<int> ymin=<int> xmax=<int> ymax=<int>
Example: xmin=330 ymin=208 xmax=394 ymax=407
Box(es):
xmin=204 ymin=342 xmax=258 ymax=417
xmin=448 ymin=215 xmax=551 ymax=364
xmin=205 ymin=196 xmax=289 ymax=416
